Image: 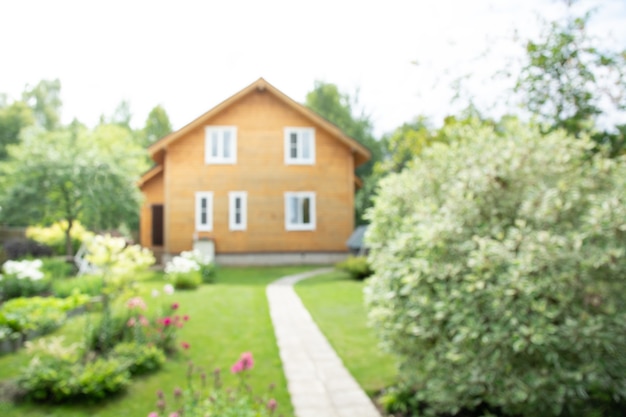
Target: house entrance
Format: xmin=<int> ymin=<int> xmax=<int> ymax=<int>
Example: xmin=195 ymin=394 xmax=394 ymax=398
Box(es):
xmin=151 ymin=204 xmax=164 ymax=246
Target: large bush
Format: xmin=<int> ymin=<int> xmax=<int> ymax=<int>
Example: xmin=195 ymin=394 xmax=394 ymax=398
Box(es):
xmin=365 ymin=121 xmax=626 ymax=416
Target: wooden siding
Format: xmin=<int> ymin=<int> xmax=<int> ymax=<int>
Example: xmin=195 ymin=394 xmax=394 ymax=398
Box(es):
xmin=139 ymin=169 xmax=164 ymax=249
xmin=163 ymin=88 xmax=355 ymax=254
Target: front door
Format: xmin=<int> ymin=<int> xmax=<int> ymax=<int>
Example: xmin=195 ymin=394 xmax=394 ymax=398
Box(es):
xmin=151 ymin=204 xmax=164 ymax=246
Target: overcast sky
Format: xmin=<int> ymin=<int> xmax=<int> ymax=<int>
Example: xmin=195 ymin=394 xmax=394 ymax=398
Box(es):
xmin=2 ymin=0 xmax=625 ymax=136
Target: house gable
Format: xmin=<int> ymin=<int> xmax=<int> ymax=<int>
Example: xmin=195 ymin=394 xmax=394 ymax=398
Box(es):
xmin=139 ymin=78 xmax=370 ymax=260
xmin=147 ymin=78 xmax=371 ymax=168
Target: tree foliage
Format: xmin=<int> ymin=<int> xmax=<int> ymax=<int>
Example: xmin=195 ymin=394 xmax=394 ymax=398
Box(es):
xmin=22 ymin=79 xmax=62 ymax=131
xmin=0 ymin=99 xmax=34 ymax=160
xmin=365 ymin=120 xmax=626 ymax=416
xmin=516 ymin=7 xmax=626 ymax=144
xmin=143 ymin=105 xmax=172 ymax=145
xmin=305 ymin=81 xmax=382 ymax=178
xmin=305 ymin=81 xmax=383 ymax=224
xmin=0 ymin=125 xmax=146 ymax=256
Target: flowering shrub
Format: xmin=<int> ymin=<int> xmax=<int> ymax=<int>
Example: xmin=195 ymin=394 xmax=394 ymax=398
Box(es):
xmin=164 ymin=256 xmax=200 ymax=290
xmin=2 ymin=259 xmax=45 ymax=280
xmin=86 ymin=234 xmax=155 ymax=277
xmin=148 ymin=353 xmax=279 ymax=417
xmin=165 ymin=250 xmax=215 ymax=289
xmin=180 ymin=250 xmax=215 ymax=283
xmin=164 ymin=255 xmax=199 ymax=275
xmin=87 ymin=296 xmax=189 ymax=355
xmin=26 ymin=220 xmax=94 ymax=256
xmin=17 ymin=297 xmax=184 ymax=402
xmin=365 ymin=121 xmax=626 ymax=416
xmin=0 ymin=259 xmax=50 ymax=300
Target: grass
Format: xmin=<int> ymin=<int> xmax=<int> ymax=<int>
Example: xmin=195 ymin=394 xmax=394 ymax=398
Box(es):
xmin=0 ymin=265 xmax=315 ymax=417
xmin=295 ymin=270 xmax=397 ymax=395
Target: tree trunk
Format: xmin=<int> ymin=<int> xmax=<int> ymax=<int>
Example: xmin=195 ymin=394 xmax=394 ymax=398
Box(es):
xmin=65 ymin=218 xmax=74 ymax=261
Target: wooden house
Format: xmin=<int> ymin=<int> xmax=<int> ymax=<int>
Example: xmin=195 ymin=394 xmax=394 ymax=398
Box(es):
xmin=138 ymin=78 xmax=370 ymax=265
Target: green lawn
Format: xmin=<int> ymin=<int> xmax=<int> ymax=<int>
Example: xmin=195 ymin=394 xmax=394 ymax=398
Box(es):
xmin=295 ymin=270 xmax=397 ymax=395
xmin=0 ymin=266 xmax=315 ymax=417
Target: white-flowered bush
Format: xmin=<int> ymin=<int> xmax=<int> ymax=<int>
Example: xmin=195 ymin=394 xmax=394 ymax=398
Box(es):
xmin=85 ymin=234 xmax=155 ymax=276
xmin=164 ymin=255 xmax=200 ymax=275
xmin=181 ymin=249 xmax=216 ymax=283
xmin=0 ymin=259 xmax=50 ymax=300
xmin=163 ymin=250 xmax=214 ymax=290
xmin=1 ymin=259 xmax=45 ymax=281
xmin=365 ymin=120 xmax=626 ymax=417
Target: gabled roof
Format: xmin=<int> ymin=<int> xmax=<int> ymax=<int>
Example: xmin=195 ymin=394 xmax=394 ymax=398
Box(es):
xmin=137 ymin=164 xmax=163 ymax=188
xmin=147 ymin=78 xmax=371 ymax=167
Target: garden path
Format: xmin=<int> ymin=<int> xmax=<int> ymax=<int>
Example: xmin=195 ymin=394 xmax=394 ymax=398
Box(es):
xmin=267 ymin=269 xmax=381 ymax=417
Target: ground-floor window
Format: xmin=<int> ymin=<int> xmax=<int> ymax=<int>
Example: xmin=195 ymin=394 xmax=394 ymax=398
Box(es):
xmin=284 ymin=192 xmax=316 ymax=231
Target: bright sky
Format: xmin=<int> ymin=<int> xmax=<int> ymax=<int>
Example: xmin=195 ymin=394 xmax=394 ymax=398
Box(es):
xmin=2 ymin=0 xmax=625 ymax=136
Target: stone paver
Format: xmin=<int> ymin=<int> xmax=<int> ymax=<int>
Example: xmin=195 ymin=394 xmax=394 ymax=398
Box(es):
xmin=267 ymin=269 xmax=381 ymax=417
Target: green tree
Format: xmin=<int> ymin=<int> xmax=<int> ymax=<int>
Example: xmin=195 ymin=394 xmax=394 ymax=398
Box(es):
xmin=305 ymin=81 xmax=383 ymax=224
xmin=143 ymin=105 xmax=172 ymax=145
xmin=0 ymin=98 xmax=34 ymax=160
xmin=378 ymin=117 xmax=434 ymax=174
xmin=305 ymin=81 xmax=382 ymax=178
xmin=366 ymin=120 xmax=626 ymax=416
xmin=0 ymin=125 xmax=145 ymax=257
xmin=109 ymin=100 xmax=132 ymax=129
xmin=22 ymin=79 xmax=62 ymax=131
xmin=516 ymin=6 xmax=626 ymax=143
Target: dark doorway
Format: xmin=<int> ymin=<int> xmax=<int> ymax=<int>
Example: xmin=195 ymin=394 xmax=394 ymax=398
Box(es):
xmin=151 ymin=205 xmax=164 ymax=246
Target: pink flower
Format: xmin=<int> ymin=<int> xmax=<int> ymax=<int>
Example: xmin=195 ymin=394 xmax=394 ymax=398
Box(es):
xmin=231 ymin=352 xmax=254 ymax=373
xmin=139 ymin=315 xmax=150 ymax=326
xmin=240 ymin=352 xmax=254 ymax=370
xmin=181 ymin=341 xmax=190 ymax=350
xmin=169 ymin=413 xmax=180 ymax=417
xmin=231 ymin=361 xmax=243 ymax=373
xmin=183 ymin=315 xmax=189 ymax=321
xmin=267 ymin=398 xmax=277 ymax=412
xmin=127 ymin=297 xmax=147 ymax=310
xmin=127 ymin=317 xmax=137 ymax=327
xmin=148 ymin=412 xmax=159 ymax=417
xmin=161 ymin=317 xmax=172 ymax=326
xmin=171 ymin=302 xmax=179 ymax=310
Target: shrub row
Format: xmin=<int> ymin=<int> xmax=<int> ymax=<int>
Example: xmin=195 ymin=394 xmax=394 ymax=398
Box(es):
xmin=18 ymin=341 xmax=165 ymax=402
xmin=0 ymin=295 xmax=89 ymax=348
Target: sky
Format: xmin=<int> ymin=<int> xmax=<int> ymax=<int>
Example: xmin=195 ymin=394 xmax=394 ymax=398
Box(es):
xmin=2 ymin=0 xmax=625 ymax=137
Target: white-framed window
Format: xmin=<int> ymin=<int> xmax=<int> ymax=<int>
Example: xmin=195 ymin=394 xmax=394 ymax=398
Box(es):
xmin=284 ymin=192 xmax=316 ymax=231
xmin=195 ymin=191 xmax=213 ymax=231
xmin=205 ymin=126 xmax=237 ymax=164
xmin=284 ymin=127 xmax=315 ymax=165
xmin=229 ymin=191 xmax=247 ymax=231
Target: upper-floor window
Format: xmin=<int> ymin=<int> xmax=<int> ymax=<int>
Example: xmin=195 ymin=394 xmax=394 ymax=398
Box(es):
xmin=229 ymin=191 xmax=247 ymax=231
xmin=284 ymin=127 xmax=315 ymax=165
xmin=205 ymin=126 xmax=237 ymax=164
xmin=195 ymin=191 xmax=213 ymax=231
xmin=284 ymin=192 xmax=316 ymax=231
